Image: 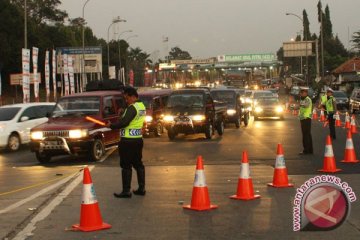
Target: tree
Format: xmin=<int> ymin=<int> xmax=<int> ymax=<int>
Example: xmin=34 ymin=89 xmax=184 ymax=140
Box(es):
xmin=351 ymin=31 xmax=360 ymax=54
xmin=303 ymin=10 xmax=311 ymax=41
xmin=168 ymin=47 xmax=192 ymax=60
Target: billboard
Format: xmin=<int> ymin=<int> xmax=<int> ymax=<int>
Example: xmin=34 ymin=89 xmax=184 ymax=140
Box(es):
xmin=10 ymin=73 xmax=42 ymax=85
xmin=283 ymin=41 xmax=313 ymax=57
xmin=217 ymin=53 xmax=276 ymax=62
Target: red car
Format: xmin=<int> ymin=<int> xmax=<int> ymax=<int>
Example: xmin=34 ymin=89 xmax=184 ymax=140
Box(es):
xmin=30 ymin=91 xmax=126 ymax=163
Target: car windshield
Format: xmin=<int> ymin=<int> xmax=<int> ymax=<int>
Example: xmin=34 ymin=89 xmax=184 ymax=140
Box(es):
xmin=211 ymin=91 xmax=236 ymax=104
xmin=253 ymin=91 xmax=274 ymax=99
xmin=139 ymin=96 xmax=152 ymax=109
xmin=333 ymin=91 xmax=347 ymax=98
xmin=0 ymin=107 xmax=21 ymax=121
xmin=52 ymin=97 xmax=100 ymax=117
xmin=257 ymin=98 xmax=279 ymax=105
xmin=167 ymin=93 xmax=204 ymax=108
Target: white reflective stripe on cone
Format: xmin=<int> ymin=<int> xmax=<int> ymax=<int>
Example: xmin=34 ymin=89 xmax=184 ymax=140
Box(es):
xmin=240 ymin=163 xmax=250 ymax=179
xmin=346 ymin=116 xmax=350 ymax=122
xmin=193 ymin=170 xmax=207 ymax=187
xmin=324 ymin=145 xmax=334 ymax=157
xmin=81 ymin=183 xmax=98 ymax=205
xmin=346 ymin=139 xmax=354 ymax=149
xmin=351 ymin=118 xmax=356 ymax=125
xmin=275 ymin=155 xmax=286 ymax=169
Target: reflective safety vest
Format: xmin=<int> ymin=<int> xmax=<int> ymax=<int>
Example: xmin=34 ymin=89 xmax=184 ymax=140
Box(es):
xmin=120 ymin=102 xmax=146 ymax=138
xmin=299 ymin=96 xmax=312 ymax=119
xmin=326 ymin=96 xmax=335 ymax=113
xmin=321 ymin=94 xmax=327 ymax=105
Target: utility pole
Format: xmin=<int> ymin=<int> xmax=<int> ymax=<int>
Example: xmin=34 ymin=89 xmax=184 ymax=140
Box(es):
xmin=320 ymin=11 xmax=325 ymax=79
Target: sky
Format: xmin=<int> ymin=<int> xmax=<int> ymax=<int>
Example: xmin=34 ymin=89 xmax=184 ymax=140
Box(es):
xmin=59 ymin=0 xmax=360 ymax=60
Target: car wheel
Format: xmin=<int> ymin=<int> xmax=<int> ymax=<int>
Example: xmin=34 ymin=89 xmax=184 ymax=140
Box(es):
xmin=235 ymin=116 xmax=241 ymax=128
xmin=36 ymin=151 xmax=51 ymax=164
xmin=89 ymin=139 xmax=105 ymax=162
xmin=244 ymin=113 xmax=249 ymax=126
xmin=216 ymin=120 xmax=224 ymax=136
xmin=205 ymin=123 xmax=213 ymax=139
xmin=7 ymin=133 xmax=21 ymax=152
xmin=154 ymin=123 xmax=163 ymax=137
xmin=167 ymin=129 xmax=176 ymax=140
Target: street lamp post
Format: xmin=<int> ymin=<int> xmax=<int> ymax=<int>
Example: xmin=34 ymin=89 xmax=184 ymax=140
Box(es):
xmin=107 ymin=16 xmax=126 ymax=78
xmin=118 ymin=30 xmax=132 ymax=82
xmin=82 ymin=0 xmax=91 ymax=90
xmin=286 ymin=12 xmax=309 ymax=86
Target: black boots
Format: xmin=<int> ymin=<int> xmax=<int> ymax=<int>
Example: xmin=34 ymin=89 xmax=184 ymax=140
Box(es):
xmin=114 ymin=169 xmax=132 ymax=198
xmin=133 ymin=168 xmax=146 ymax=196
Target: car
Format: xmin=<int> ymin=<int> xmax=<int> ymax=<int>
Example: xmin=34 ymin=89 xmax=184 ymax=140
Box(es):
xmin=349 ymin=88 xmax=360 ymax=113
xmin=139 ymin=89 xmax=172 ymax=137
xmin=163 ymin=89 xmax=227 ymax=140
xmin=210 ymin=89 xmax=250 ymax=128
xmin=333 ymin=90 xmax=349 ymax=110
xmin=0 ymin=102 xmax=55 ymax=151
xmin=253 ymin=97 xmax=285 ymax=120
xmin=29 ymin=91 xmax=126 ymax=163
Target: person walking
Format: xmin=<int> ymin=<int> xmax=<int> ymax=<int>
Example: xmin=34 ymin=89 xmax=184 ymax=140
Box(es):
xmin=325 ymin=88 xmax=337 ymax=140
xmin=299 ymin=87 xmax=313 ymax=155
xmin=108 ymin=86 xmax=146 ymax=198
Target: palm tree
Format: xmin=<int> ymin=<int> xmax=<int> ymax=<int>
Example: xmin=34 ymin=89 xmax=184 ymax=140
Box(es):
xmin=126 ymin=47 xmax=152 ymax=86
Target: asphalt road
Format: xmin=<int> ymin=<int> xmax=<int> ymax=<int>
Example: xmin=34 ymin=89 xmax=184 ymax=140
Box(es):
xmin=0 ymin=113 xmax=359 ymax=239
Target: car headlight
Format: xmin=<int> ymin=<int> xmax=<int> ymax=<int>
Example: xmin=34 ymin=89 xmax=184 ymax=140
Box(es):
xmin=69 ymin=129 xmax=88 ymax=139
xmin=245 ymin=98 xmax=252 ymax=104
xmin=275 ymin=106 xmax=284 ymax=113
xmin=192 ymin=115 xmax=206 ymax=121
xmin=227 ymin=109 xmax=237 ymax=115
xmin=145 ymin=116 xmax=153 ymax=122
xmin=163 ymin=115 xmax=174 ymax=122
xmin=255 ymin=107 xmax=263 ymax=113
xmin=31 ymin=131 xmax=43 ymax=140
xmin=247 ymin=106 xmax=252 ymax=111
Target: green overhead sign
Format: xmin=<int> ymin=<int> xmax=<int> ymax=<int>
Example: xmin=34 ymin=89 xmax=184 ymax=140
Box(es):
xmin=217 ymin=53 xmax=276 ymax=62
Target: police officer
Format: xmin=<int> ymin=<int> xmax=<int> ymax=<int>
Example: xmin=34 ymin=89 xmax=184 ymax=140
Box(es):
xmin=318 ymin=90 xmax=328 ymax=118
xmin=299 ymin=87 xmax=313 ymax=155
xmin=325 ymin=88 xmax=337 ymax=140
xmin=108 ymin=87 xmax=146 ymax=198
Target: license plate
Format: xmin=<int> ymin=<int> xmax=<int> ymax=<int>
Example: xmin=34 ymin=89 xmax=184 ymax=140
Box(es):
xmin=44 ymin=140 xmax=62 ymax=146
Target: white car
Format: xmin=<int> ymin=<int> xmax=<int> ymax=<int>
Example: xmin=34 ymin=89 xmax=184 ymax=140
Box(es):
xmin=0 ymin=102 xmax=55 ymax=151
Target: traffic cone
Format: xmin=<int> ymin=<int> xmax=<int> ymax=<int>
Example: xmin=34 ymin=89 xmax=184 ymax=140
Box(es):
xmin=72 ymin=167 xmax=111 ymax=232
xmin=292 ymin=109 xmax=298 ymax=116
xmin=183 ymin=156 xmax=218 ymax=211
xmin=318 ymin=135 xmax=342 ymax=173
xmin=335 ymin=111 xmax=342 ymax=127
xmin=268 ymin=144 xmax=294 ymax=188
xmin=344 ymin=112 xmax=351 ymax=129
xmin=312 ymin=109 xmax=318 ymax=120
xmin=341 ymin=131 xmax=359 ymax=163
xmin=230 ymin=151 xmax=261 ymax=200
xmin=350 ymin=115 xmax=358 ymax=134
xmin=319 ymin=110 xmax=326 ymax=122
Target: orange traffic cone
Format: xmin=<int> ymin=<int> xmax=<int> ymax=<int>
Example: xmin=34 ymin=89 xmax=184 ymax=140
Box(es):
xmin=319 ymin=110 xmax=326 ymax=122
xmin=335 ymin=111 xmax=342 ymax=127
xmin=268 ymin=144 xmax=294 ymax=188
xmin=72 ymin=167 xmax=111 ymax=232
xmin=318 ymin=135 xmax=342 ymax=173
xmin=344 ymin=112 xmax=351 ymax=129
xmin=293 ymin=109 xmax=298 ymax=116
xmin=341 ymin=131 xmax=359 ymax=163
xmin=350 ymin=115 xmax=358 ymax=134
xmin=312 ymin=109 xmax=318 ymax=120
xmin=183 ymin=156 xmax=218 ymax=211
xmin=230 ymin=151 xmax=261 ymax=200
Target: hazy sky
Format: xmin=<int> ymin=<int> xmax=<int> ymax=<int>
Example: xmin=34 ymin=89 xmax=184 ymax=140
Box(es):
xmin=60 ymin=0 xmax=360 ymax=59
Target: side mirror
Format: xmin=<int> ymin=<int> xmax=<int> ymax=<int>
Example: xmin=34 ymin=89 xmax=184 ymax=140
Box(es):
xmin=21 ymin=116 xmax=29 ymax=122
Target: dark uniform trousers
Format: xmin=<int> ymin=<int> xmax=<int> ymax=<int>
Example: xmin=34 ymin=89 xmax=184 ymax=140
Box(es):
xmin=119 ymin=139 xmax=145 ymax=192
xmin=300 ymin=118 xmax=313 ymax=153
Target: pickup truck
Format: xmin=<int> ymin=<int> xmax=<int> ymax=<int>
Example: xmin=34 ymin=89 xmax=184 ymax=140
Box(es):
xmin=162 ymin=89 xmax=227 ymax=140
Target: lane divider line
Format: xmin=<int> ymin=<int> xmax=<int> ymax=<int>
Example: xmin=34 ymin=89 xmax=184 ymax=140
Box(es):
xmin=13 ymin=166 xmax=95 ymax=240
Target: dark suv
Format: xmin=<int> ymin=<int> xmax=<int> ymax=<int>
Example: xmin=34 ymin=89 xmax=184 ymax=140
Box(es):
xmin=163 ymin=89 xmax=227 ymax=140
xmin=210 ymin=89 xmax=249 ymax=128
xmin=350 ymin=88 xmax=360 ymax=113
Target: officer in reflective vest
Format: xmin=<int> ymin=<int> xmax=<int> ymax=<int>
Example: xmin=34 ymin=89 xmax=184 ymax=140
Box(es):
xmin=299 ymin=87 xmax=313 ymax=155
xmin=318 ymin=91 xmax=328 ymax=117
xmin=325 ymin=88 xmax=337 ymax=140
xmin=108 ymin=87 xmax=146 ymax=198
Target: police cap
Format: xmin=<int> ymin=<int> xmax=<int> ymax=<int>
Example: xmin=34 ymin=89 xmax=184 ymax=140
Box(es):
xmin=326 ymin=88 xmax=334 ymax=93
xmin=299 ymin=87 xmax=309 ymax=92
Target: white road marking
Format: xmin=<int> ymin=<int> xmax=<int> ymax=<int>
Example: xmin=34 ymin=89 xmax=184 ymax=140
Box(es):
xmin=12 ymin=166 xmax=95 ymax=240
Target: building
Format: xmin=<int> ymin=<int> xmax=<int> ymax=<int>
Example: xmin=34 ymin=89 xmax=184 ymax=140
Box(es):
xmin=332 ymin=57 xmax=360 ymax=95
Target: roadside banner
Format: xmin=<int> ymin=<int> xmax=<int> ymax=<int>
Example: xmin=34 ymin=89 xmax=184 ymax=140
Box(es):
xmin=22 ymin=48 xmax=30 ymax=103
xmin=63 ymin=54 xmax=69 ymax=96
xmin=68 ymin=55 xmax=75 ymax=94
xmin=32 ymin=47 xmax=39 ymax=101
xmin=52 ymin=49 xmax=57 ymax=101
xmin=45 ymin=50 xmax=50 ymax=101
xmin=129 ymin=69 xmax=134 ymax=86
